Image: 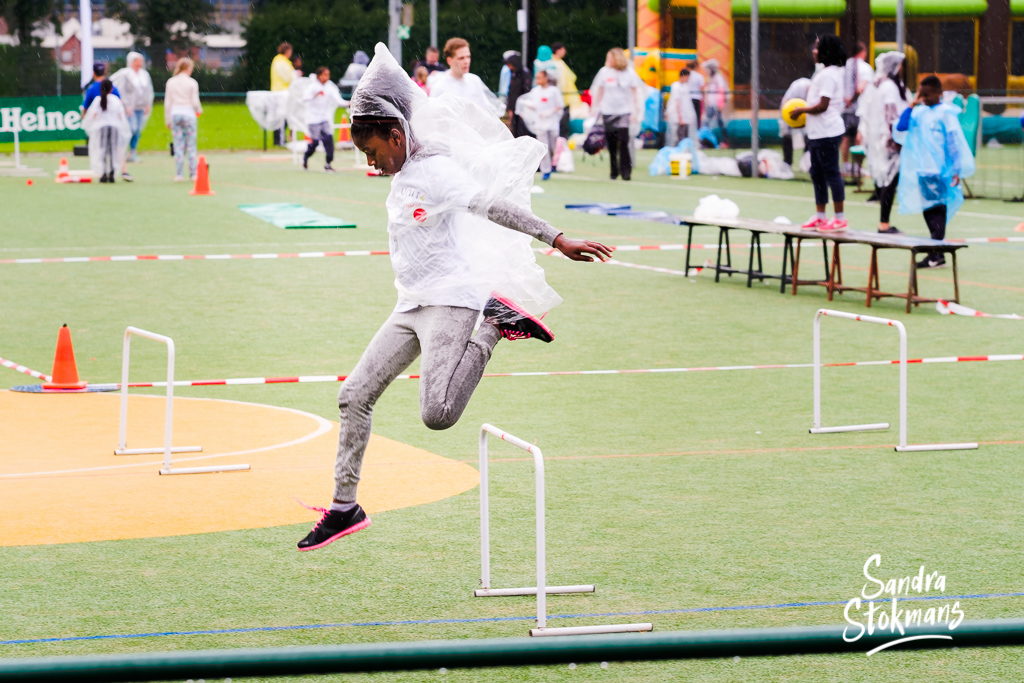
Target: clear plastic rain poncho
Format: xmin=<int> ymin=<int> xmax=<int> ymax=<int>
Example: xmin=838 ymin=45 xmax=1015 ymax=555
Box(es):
xmin=856 ymin=51 xmax=909 ymax=187
xmin=350 ymin=43 xmax=562 ymax=315
xmin=892 ymin=100 xmax=976 ymax=219
xmin=245 ymin=90 xmax=289 ymax=132
xmin=286 ymin=76 xmax=312 ymax=137
xmin=81 ymin=93 xmax=132 ymax=177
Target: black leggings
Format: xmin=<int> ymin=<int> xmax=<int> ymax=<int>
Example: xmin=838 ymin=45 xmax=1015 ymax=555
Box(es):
xmin=923 ymin=204 xmax=946 ymax=241
xmin=807 ymin=134 xmax=845 ymax=206
xmin=605 ymin=126 xmax=632 ymax=180
xmin=878 ymin=174 xmax=898 ymax=223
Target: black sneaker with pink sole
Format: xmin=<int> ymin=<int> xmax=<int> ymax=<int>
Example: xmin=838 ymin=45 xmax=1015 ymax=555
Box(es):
xmin=297 ymin=504 xmax=371 ymax=551
xmin=483 ymin=297 xmax=554 ymax=343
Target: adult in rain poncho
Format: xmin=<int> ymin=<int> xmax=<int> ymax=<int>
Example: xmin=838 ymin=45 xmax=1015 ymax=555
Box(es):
xmin=341 ymin=50 xmax=370 ymax=84
xmin=294 ymin=43 xmax=611 ymax=552
xmin=701 ymin=59 xmax=728 ymax=133
xmin=111 ymin=51 xmax=154 ymax=162
xmin=892 ymin=74 xmax=975 ymax=269
xmin=81 ymin=79 xmax=132 ymax=183
xmin=857 ymin=51 xmax=909 ymax=233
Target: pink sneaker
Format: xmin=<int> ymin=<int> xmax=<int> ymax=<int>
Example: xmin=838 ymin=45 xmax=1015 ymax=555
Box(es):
xmin=819 ymin=218 xmax=848 ymax=232
xmin=801 ymin=216 xmax=827 ymax=229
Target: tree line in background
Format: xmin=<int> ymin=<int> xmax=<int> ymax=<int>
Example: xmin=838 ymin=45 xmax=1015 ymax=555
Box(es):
xmin=1 ymin=0 xmax=626 ymax=96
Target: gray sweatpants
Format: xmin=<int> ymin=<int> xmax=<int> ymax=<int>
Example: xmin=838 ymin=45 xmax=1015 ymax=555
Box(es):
xmin=334 ymin=305 xmax=500 ymax=502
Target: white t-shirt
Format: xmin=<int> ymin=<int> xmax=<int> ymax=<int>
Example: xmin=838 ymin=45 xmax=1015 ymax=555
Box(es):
xmin=844 ymin=57 xmax=875 ymax=113
xmin=303 ymin=79 xmax=347 ymax=125
xmin=687 ymin=71 xmax=705 ymax=97
xmin=386 ymin=155 xmax=487 ymax=312
xmin=516 ymin=84 xmax=564 ymax=133
xmin=667 ymin=81 xmax=696 ymax=125
xmin=429 ymin=72 xmax=498 ymax=114
xmin=806 ymin=65 xmax=845 ymax=140
xmin=591 ymin=66 xmax=642 ymax=117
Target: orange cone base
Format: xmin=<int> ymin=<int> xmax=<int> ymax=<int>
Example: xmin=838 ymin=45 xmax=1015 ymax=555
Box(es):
xmin=39 ymin=384 xmax=90 ymax=393
xmin=189 ymin=188 xmax=215 ymax=196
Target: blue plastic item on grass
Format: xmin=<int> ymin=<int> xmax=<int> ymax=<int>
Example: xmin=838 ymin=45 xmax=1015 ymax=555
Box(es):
xmin=648 ymin=138 xmax=700 ymax=176
xmin=642 ymin=87 xmax=662 ymax=133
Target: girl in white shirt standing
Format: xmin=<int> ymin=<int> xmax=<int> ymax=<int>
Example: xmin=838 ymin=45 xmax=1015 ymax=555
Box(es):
xmin=590 ymin=47 xmax=643 ymax=181
xmin=164 ymin=58 xmax=203 ymax=182
xmin=788 ymin=35 xmax=848 ymax=231
xmin=515 ymin=68 xmax=564 ymax=180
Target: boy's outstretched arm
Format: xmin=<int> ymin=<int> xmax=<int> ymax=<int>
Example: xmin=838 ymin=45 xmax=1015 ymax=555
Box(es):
xmin=470 ymin=195 xmax=613 ymax=262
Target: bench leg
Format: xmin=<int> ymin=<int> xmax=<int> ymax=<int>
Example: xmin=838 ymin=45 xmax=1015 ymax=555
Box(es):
xmin=906 ymin=252 xmax=917 ymax=314
xmin=827 ymin=242 xmax=841 ymax=301
xmin=952 ymin=250 xmax=960 ymax=303
xmin=715 ymin=228 xmax=725 ymax=282
xmin=746 ymin=233 xmax=756 ymax=288
xmin=865 ymin=247 xmax=879 ymax=308
xmin=684 ymin=223 xmax=694 ymax=274
xmin=792 ymin=238 xmax=803 ymax=295
xmin=724 ymin=229 xmax=733 ymax=275
xmin=780 ymin=236 xmax=792 ymax=294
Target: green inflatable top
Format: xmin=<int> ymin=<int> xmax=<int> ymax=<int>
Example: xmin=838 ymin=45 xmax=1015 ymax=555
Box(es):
xmin=870 ymin=0 xmax=989 ymax=17
xmin=731 ymin=0 xmax=846 ymax=16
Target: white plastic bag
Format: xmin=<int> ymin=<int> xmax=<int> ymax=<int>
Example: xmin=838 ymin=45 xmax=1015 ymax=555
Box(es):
xmin=693 ymin=194 xmax=740 ymax=220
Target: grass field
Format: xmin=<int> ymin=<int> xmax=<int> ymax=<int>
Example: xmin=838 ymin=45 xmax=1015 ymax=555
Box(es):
xmin=1 ymin=148 xmax=1023 ymax=681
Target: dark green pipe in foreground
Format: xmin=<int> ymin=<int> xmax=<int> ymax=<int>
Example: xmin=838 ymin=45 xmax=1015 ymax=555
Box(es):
xmin=3 ymin=619 xmax=1024 ymax=682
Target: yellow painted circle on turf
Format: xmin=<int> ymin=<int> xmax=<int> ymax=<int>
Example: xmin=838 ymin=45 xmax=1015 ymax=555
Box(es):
xmin=0 ymin=391 xmax=479 ymax=546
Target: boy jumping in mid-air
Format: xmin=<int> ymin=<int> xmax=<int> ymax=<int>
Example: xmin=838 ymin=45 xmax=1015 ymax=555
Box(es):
xmin=892 ymin=75 xmax=975 ymax=269
xmin=298 ymin=44 xmax=612 ymax=551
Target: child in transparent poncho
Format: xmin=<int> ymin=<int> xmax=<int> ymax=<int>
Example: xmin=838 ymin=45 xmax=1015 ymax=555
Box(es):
xmin=296 ymin=44 xmax=612 ymax=552
xmin=893 ymin=75 xmax=975 ymax=269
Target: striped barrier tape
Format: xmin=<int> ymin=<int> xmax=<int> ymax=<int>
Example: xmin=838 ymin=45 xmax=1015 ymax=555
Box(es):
xmin=4 ymin=354 xmax=1018 ymax=389
xmin=0 ymin=356 xmax=50 ymax=382
xmin=937 ymin=300 xmax=1023 ymax=320
xmin=2 ymin=236 xmax=1018 ymax=265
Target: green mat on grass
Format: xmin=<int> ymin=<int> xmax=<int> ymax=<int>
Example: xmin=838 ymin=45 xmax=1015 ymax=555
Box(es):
xmin=238 ymin=203 xmax=356 ymax=229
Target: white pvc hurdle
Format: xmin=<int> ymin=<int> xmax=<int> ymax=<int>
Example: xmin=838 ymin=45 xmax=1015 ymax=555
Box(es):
xmin=476 ymin=423 xmax=653 ymax=637
xmin=116 ymin=327 xmax=250 ymax=475
xmin=810 ymin=309 xmax=977 ymax=452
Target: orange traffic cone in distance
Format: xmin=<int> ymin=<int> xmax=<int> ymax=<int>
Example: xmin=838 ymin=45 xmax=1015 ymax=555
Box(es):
xmin=338 ymin=113 xmax=351 ymax=144
xmin=190 ymin=155 xmax=215 ymax=196
xmin=41 ymin=324 xmax=87 ymax=390
xmin=55 ymin=157 xmax=69 ymax=183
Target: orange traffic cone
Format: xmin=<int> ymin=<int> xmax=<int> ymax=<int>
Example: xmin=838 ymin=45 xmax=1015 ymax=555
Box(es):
xmin=338 ymin=113 xmax=351 ymax=144
xmin=55 ymin=157 xmax=70 ymax=183
xmin=189 ymin=155 xmax=215 ymax=196
xmin=1015 ymin=222 xmax=1024 ymax=232
xmin=41 ymin=324 xmax=88 ymax=390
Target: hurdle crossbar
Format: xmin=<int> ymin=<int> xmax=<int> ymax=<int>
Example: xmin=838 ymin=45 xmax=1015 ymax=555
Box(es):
xmin=810 ymin=310 xmax=978 ymax=452
xmin=476 ymin=423 xmax=652 ymax=637
xmin=116 ymin=327 xmax=249 ymax=475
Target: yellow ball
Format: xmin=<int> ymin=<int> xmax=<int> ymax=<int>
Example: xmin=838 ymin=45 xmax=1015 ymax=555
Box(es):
xmin=782 ymin=98 xmax=807 ymax=128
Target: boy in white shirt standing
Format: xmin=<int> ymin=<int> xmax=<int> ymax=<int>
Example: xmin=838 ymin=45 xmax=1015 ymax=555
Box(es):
xmin=429 ymin=37 xmax=503 ymax=116
xmin=665 ymin=68 xmax=697 ymax=146
xmin=296 ymin=44 xmax=612 ymax=551
xmin=516 ymin=69 xmax=564 ymax=180
xmin=788 ymin=35 xmax=848 ymax=231
xmin=303 ymin=67 xmax=348 ymax=172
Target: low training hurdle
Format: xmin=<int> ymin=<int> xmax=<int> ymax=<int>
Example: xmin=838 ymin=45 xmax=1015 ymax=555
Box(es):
xmin=476 ymin=423 xmax=652 ymax=637
xmin=115 ymin=326 xmax=250 ymax=475
xmin=810 ymin=309 xmax=978 ymax=452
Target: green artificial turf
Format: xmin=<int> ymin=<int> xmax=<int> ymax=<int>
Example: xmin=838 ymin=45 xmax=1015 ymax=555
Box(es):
xmin=1 ymin=149 xmax=1023 ymax=681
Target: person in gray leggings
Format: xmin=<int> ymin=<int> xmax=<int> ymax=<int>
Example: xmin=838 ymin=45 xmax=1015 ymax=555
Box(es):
xmin=297 ymin=117 xmax=612 ymax=551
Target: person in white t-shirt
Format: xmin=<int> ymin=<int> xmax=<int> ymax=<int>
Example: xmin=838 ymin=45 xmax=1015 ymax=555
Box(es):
xmin=515 ymin=68 xmax=564 ymax=179
xmin=590 ymin=47 xmax=643 ymax=180
xmin=428 ymin=37 xmax=504 ymax=116
xmin=302 ymin=66 xmax=348 ymax=172
xmin=779 ymin=77 xmax=810 ymax=166
xmin=788 ymin=35 xmax=848 ymax=231
xmin=841 ymin=41 xmax=875 ymax=170
xmin=295 ymin=44 xmax=613 ymax=552
xmin=665 ymin=68 xmax=697 ymax=146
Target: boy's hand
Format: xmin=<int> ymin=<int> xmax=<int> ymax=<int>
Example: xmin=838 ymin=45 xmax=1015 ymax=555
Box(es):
xmin=952 ymin=174 xmax=960 ymax=187
xmin=553 ymin=234 xmax=613 ymax=262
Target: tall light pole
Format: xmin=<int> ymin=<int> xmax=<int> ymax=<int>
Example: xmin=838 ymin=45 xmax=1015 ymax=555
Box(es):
xmin=896 ymin=0 xmax=905 ymax=52
xmin=388 ymin=0 xmax=402 ymax=64
xmin=750 ymin=0 xmax=759 ymax=163
xmin=430 ymin=0 xmax=437 ymax=48
xmin=627 ymin=0 xmax=635 ymax=53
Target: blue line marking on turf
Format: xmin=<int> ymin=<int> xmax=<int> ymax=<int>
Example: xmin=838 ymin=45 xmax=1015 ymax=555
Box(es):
xmin=4 ymin=591 xmax=1023 ymax=646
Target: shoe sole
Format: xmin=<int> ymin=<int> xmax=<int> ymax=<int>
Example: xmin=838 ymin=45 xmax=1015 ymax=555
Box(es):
xmin=492 ymin=295 xmax=555 ymax=343
xmin=297 ymin=517 xmax=371 ymax=552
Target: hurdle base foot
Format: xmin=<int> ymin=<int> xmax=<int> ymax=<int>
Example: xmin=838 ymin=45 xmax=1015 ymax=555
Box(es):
xmin=159 ymin=464 xmax=251 ymax=475
xmin=895 ymin=443 xmax=979 ymax=452
xmin=116 ymin=446 xmax=203 ymax=456
xmin=530 ymin=623 xmax=654 ymax=637
xmin=809 ymin=423 xmax=889 ymax=434
xmin=475 ymin=585 xmax=596 ymax=598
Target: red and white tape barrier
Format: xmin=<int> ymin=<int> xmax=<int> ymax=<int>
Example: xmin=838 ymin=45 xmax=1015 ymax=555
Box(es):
xmin=937 ymin=300 xmax=1023 ymax=320
xmin=0 ymin=356 xmax=51 ymax=382
xmin=4 ymin=236 xmax=1019 ymax=266
xmin=0 ymin=250 xmax=391 ymax=265
xmin=1 ymin=354 xmax=1011 ymax=389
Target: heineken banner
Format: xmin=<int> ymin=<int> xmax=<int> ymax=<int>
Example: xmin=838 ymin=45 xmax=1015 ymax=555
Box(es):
xmin=0 ymin=96 xmax=87 ymax=143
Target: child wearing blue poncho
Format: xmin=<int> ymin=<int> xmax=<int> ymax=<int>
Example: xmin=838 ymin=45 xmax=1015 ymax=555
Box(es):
xmin=892 ymin=75 xmax=975 ymax=269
